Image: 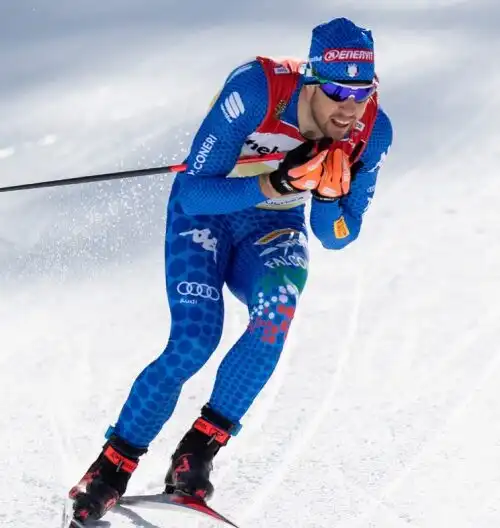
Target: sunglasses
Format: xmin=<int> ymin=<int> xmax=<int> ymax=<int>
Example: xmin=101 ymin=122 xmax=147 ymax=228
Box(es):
xmin=301 ymin=62 xmax=378 ymax=103
xmin=318 ymin=77 xmax=377 ymax=103
xmin=303 ymin=63 xmax=377 ymax=103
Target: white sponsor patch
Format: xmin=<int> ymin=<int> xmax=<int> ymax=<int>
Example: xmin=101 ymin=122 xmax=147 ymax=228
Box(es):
xmin=221 ymin=91 xmax=245 ymax=123
xmin=186 ymin=134 xmax=217 ymax=176
xmin=177 ymin=281 xmax=220 ymax=302
xmin=274 ymin=65 xmax=290 ymax=74
xmin=323 ymin=49 xmax=374 ymax=63
xmin=347 ymin=63 xmax=359 ymax=78
xmin=179 ymin=228 xmax=218 ymax=262
xmin=264 ymin=255 xmax=308 ymax=270
xmin=368 ymin=148 xmax=390 ymax=173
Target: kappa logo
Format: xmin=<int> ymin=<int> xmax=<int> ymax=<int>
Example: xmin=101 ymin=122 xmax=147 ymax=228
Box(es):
xmin=179 ymin=228 xmax=218 ymax=262
xmin=221 ymin=91 xmax=245 ymax=123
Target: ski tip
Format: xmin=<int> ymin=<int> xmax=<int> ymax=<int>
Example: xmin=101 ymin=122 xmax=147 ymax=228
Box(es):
xmin=120 ymin=492 xmax=240 ymax=527
xmin=61 ymin=497 xmax=88 ymax=528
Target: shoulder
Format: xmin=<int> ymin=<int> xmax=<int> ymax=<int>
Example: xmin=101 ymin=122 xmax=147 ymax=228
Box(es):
xmin=361 ymin=105 xmax=393 ymax=172
xmin=204 ymin=59 xmax=269 ymax=124
xmin=219 ymin=59 xmax=268 ymax=100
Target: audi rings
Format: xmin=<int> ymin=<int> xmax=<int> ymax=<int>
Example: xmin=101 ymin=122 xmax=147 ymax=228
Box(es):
xmin=176 ymin=281 xmax=220 ymax=301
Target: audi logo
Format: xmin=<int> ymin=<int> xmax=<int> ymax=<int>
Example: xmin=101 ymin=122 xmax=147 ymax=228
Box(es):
xmin=176 ymin=281 xmax=220 ymax=301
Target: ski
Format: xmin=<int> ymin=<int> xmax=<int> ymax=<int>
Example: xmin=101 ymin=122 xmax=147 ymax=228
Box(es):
xmin=119 ymin=492 xmax=239 ymax=527
xmin=61 ymin=498 xmax=85 ymax=528
xmin=62 ymin=493 xmax=239 ymax=527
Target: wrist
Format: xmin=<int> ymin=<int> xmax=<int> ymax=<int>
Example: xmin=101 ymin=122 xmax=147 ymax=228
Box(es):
xmin=311 ymin=190 xmax=341 ymax=203
xmin=259 ymin=173 xmax=286 ymax=199
xmin=267 ymin=170 xmax=299 ymax=196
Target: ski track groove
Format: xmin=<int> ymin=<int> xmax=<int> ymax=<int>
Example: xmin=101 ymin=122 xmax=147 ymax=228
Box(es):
xmin=340 ymin=321 xmax=500 ymax=528
xmin=238 ymin=261 xmax=415 ymax=527
xmin=239 ymin=260 xmax=420 ymax=528
xmin=215 ymin=322 xmax=294 ymax=483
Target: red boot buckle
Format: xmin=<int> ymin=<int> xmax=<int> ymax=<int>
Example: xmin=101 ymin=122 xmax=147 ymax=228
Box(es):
xmin=193 ymin=418 xmax=230 ymax=445
xmin=103 ymin=445 xmax=139 ymax=473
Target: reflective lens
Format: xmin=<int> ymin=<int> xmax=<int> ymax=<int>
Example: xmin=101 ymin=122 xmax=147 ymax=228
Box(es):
xmin=319 ymin=80 xmax=377 ymax=103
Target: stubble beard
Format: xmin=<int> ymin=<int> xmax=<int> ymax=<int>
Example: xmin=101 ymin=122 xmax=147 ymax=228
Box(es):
xmin=310 ymin=102 xmax=346 ymax=141
xmin=310 ymin=89 xmax=359 ymax=141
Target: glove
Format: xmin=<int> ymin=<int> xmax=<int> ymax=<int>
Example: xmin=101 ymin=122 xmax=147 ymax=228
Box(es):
xmin=268 ymin=139 xmax=332 ymax=195
xmin=312 ymin=148 xmax=352 ymax=202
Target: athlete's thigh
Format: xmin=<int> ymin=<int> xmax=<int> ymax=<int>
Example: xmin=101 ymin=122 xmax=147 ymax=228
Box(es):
xmin=226 ymin=213 xmax=309 ymax=308
xmin=165 ymin=195 xmax=231 ymax=328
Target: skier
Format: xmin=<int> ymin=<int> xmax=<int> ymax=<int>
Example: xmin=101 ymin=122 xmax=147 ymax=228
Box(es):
xmin=68 ymin=16 xmax=393 ymax=522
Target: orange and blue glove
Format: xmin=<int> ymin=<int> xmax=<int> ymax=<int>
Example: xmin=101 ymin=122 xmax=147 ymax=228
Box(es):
xmin=268 ymin=139 xmax=331 ymax=195
xmin=312 ymin=148 xmax=352 ymax=202
xmin=268 ymin=140 xmax=352 ymax=201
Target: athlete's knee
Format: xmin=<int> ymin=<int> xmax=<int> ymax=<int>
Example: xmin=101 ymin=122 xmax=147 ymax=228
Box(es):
xmin=170 ymin=298 xmax=223 ymax=345
xmin=158 ymin=320 xmax=223 ymax=382
xmin=248 ymin=270 xmax=307 ymax=336
xmin=246 ymin=279 xmax=302 ymax=348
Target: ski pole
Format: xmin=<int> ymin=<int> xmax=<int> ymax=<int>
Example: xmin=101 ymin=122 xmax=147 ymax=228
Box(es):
xmin=0 ymin=151 xmax=285 ymax=194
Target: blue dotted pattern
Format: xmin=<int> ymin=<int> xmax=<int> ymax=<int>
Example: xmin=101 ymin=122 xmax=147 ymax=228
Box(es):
xmin=310 ymin=105 xmax=393 ymax=249
xmin=114 ymin=180 xmax=231 ymax=447
xmin=113 ymin=185 xmax=309 ymax=447
xmin=111 ymin=62 xmax=392 ymax=448
xmin=179 ymin=175 xmax=267 ymax=216
xmin=176 ymin=59 xmax=270 ymax=215
xmin=210 ymin=211 xmax=308 ymax=422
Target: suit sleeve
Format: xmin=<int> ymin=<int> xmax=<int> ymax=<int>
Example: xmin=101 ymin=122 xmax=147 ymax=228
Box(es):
xmin=309 ymin=107 xmax=393 ymax=249
xmin=176 ymin=60 xmax=270 ymax=215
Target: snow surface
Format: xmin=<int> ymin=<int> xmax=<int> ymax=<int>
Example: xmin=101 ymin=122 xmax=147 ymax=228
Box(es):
xmin=1 ymin=1 xmax=500 ymax=526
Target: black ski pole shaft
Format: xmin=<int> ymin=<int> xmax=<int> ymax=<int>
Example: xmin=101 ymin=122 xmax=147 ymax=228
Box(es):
xmin=0 ymin=152 xmax=285 ymax=194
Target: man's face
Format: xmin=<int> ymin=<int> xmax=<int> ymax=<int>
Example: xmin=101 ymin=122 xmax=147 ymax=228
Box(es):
xmin=309 ymin=85 xmax=370 ymax=140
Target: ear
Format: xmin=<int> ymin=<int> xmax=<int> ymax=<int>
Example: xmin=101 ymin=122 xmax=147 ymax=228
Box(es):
xmin=303 ymin=84 xmax=317 ymax=101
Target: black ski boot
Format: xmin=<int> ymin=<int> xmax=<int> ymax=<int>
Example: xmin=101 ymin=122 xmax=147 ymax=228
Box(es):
xmin=69 ymin=434 xmax=147 ymax=523
xmin=164 ymin=406 xmax=236 ymax=501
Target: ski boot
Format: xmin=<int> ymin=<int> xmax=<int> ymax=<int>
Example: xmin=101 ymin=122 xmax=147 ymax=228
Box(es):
xmin=164 ymin=405 xmax=236 ymax=501
xmin=69 ymin=433 xmax=147 ymax=522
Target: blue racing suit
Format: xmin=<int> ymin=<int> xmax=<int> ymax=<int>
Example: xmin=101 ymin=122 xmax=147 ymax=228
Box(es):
xmin=109 ymin=58 xmax=393 ymax=448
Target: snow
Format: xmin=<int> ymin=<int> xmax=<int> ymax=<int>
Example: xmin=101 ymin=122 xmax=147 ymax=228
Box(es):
xmin=1 ymin=1 xmax=500 ymax=526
